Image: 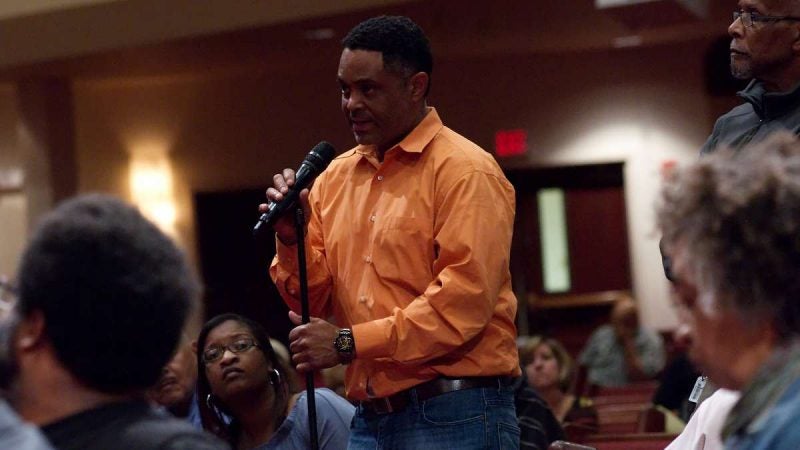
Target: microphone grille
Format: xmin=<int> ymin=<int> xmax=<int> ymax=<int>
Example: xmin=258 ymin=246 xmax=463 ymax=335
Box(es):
xmin=311 ymin=141 xmax=336 ymax=166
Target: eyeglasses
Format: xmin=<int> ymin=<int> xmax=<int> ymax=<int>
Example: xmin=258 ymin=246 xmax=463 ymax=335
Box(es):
xmin=733 ymin=10 xmax=800 ymax=28
xmin=202 ymin=338 xmax=258 ymax=364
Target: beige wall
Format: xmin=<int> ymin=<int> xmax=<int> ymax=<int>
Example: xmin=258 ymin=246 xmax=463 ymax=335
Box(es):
xmin=72 ymin=63 xmax=352 ymax=262
xmin=0 ymin=84 xmax=27 ymax=279
xmin=66 ymin=37 xmax=726 ymax=330
xmin=431 ymin=43 xmax=717 ymax=330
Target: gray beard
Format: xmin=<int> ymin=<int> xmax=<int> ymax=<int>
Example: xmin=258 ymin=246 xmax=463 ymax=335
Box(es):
xmin=730 ymin=60 xmax=752 ymax=80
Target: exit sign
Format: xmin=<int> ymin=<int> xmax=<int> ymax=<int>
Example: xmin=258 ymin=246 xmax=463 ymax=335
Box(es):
xmin=495 ymin=129 xmax=527 ymax=157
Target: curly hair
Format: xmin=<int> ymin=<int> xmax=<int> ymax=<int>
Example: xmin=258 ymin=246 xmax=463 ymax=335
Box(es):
xmin=16 ymin=194 xmax=198 ymax=393
xmin=658 ymin=131 xmax=800 ymax=339
xmin=342 ymin=15 xmax=432 ymax=94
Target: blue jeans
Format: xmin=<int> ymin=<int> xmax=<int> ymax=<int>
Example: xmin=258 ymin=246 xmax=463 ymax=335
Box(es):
xmin=348 ymin=385 xmax=520 ymax=450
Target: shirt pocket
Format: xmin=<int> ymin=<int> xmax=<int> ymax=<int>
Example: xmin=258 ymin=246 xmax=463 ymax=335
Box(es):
xmin=373 ymin=216 xmax=433 ymax=297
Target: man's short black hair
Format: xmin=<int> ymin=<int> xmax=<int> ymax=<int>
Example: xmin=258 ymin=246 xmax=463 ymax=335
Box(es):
xmin=342 ymin=15 xmax=433 ymax=91
xmin=16 ymin=194 xmax=198 ymax=393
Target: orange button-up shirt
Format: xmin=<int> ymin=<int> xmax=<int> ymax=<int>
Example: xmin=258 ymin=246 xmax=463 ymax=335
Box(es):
xmin=270 ymin=108 xmax=520 ymax=400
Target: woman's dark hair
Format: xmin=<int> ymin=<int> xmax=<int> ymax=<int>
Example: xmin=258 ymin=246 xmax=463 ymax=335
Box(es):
xmin=196 ymin=313 xmax=289 ymax=444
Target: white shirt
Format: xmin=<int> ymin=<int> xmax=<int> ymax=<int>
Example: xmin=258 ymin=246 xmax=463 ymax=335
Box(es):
xmin=665 ymin=388 xmax=740 ymax=450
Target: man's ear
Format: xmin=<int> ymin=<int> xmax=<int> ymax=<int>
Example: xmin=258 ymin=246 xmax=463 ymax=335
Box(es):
xmin=793 ymin=24 xmax=800 ymax=52
xmin=409 ymin=72 xmax=429 ymax=102
xmin=15 ymin=310 xmax=46 ymax=353
xmin=191 ymin=340 xmax=198 ymax=355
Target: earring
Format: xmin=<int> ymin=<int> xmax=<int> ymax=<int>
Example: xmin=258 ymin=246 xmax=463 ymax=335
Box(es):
xmin=206 ymin=394 xmax=216 ymax=410
xmin=269 ymin=368 xmax=282 ymax=386
xmin=205 ymin=394 xmax=228 ymax=427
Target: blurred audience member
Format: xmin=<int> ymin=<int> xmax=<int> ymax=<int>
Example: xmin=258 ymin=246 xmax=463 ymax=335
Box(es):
xmin=0 ymin=401 xmax=54 ymax=450
xmin=197 ymin=313 xmax=354 ymax=449
xmin=659 ymin=132 xmax=800 ymax=448
xmin=578 ymin=297 xmax=665 ymax=387
xmin=652 ymin=329 xmax=702 ymax=421
xmin=148 ymin=334 xmax=202 ymax=427
xmin=0 ymin=277 xmax=53 ymax=450
xmin=268 ymin=338 xmax=302 ymax=394
xmin=521 ymin=336 xmax=598 ymax=432
xmin=2 ymin=194 xmax=227 ymax=450
xmin=513 ymin=376 xmax=564 ymax=450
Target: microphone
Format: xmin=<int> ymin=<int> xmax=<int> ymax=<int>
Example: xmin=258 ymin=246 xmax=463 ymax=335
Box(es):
xmin=253 ymin=141 xmax=336 ymax=235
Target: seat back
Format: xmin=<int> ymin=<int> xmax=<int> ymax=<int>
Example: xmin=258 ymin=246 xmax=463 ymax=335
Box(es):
xmin=637 ymin=404 xmax=666 ymax=433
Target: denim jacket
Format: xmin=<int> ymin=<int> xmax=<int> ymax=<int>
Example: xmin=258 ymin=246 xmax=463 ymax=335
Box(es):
xmin=723 ymin=340 xmax=800 ymax=449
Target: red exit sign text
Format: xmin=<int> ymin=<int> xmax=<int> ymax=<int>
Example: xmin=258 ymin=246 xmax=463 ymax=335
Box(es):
xmin=495 ymin=129 xmax=527 ymax=157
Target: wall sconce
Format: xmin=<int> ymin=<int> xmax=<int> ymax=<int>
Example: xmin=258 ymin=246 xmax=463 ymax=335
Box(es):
xmin=129 ymin=147 xmax=177 ymax=236
xmin=0 ymin=167 xmax=23 ymax=191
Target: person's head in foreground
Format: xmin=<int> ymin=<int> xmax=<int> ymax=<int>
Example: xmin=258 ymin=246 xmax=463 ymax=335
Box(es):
xmin=1 ymin=194 xmax=199 ymax=424
xmin=658 ymin=131 xmax=800 ymax=390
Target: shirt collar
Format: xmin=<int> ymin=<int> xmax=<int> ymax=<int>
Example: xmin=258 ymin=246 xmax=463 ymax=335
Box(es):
xmin=738 ymin=79 xmax=800 ymax=121
xmin=354 ymin=107 xmax=443 ymax=158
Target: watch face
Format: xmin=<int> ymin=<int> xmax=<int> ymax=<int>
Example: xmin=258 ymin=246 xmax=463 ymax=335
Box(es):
xmin=338 ymin=335 xmax=354 ymax=352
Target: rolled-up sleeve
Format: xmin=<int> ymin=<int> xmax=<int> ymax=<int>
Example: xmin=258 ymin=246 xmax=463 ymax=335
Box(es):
xmin=353 ymin=170 xmax=516 ymax=363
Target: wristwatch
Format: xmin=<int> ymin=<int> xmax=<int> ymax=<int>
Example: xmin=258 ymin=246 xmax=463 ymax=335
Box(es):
xmin=333 ymin=328 xmax=356 ymax=363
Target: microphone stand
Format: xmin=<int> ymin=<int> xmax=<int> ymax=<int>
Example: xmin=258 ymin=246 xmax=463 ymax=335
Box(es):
xmin=295 ymin=207 xmax=319 ymax=450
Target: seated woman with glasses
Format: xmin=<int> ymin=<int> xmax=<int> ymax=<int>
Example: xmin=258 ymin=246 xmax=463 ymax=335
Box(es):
xmin=197 ymin=313 xmax=355 ymax=449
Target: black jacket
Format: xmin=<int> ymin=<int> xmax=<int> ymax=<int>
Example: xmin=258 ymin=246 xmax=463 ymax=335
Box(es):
xmin=701 ymin=79 xmax=800 ymax=155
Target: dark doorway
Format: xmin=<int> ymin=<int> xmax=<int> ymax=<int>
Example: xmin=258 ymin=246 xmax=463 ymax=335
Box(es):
xmin=506 ymin=163 xmax=631 ymax=356
xmin=194 ymin=189 xmax=292 ymax=345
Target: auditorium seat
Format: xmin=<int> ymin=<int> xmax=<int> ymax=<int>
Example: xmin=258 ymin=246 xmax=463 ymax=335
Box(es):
xmin=563 ymin=422 xmax=598 ymax=443
xmin=589 ymin=380 xmax=659 ymax=406
xmin=594 ymin=403 xmax=644 ymax=434
xmin=637 ymin=404 xmax=666 ymax=433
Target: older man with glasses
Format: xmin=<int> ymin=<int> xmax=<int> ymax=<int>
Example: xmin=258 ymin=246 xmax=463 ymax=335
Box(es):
xmin=700 ymin=0 xmax=800 ymax=154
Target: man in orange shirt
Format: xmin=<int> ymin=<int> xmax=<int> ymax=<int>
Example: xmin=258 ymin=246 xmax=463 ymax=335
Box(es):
xmin=264 ymin=16 xmax=520 ymax=448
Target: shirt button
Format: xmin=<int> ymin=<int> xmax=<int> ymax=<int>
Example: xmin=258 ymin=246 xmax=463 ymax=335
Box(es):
xmin=359 ymin=295 xmax=367 ymax=303
xmin=369 ymin=215 xmax=376 ymax=222
xmin=364 ymin=255 xmax=372 ymax=263
xmin=288 ymin=289 xmax=297 ymax=295
xmin=377 ymin=175 xmax=384 ymax=181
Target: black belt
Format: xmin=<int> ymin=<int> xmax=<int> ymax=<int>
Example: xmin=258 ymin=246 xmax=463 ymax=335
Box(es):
xmin=359 ymin=376 xmax=512 ymax=415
